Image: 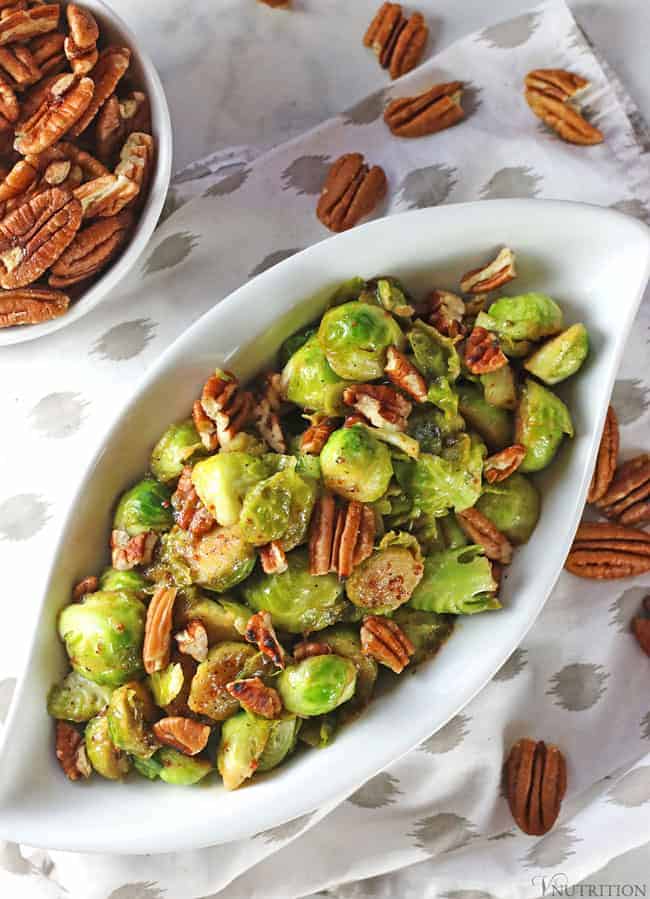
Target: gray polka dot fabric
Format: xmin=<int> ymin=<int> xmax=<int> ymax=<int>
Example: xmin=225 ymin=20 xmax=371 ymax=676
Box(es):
xmin=1 ymin=2 xmax=650 ymax=898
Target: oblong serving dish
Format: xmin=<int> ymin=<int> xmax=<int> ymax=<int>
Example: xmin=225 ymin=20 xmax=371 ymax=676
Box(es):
xmin=1 ymin=200 xmax=649 ymax=853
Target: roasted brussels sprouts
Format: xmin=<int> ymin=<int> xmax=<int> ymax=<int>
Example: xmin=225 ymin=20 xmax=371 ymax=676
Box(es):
xmin=298 ymin=714 xmax=337 ymax=748
xmin=392 ymin=607 xmax=455 ymax=665
xmin=257 ymin=714 xmax=301 ymax=772
xmin=173 ymin=591 xmax=249 ymax=644
xmin=58 ymin=591 xmax=146 ymax=687
xmin=240 ymin=468 xmax=317 ymax=549
xmin=367 ymin=276 xmax=412 ymax=317
xmin=438 ymin=512 xmax=469 ymax=549
xmin=523 ymin=323 xmax=589 ymax=385
xmin=476 ymin=472 xmax=541 ymax=544
xmin=113 ymin=478 xmax=173 ymax=536
xmin=408 ymin=319 xmax=461 ymax=382
xmin=161 ymin=652 xmax=197 ymax=718
xmin=457 ymin=384 xmax=512 ymax=451
xmin=148 ymin=662 xmax=184 ymax=707
xmin=191 ymin=452 xmax=273 ymax=526
xmin=277 ymin=655 xmax=357 ymax=717
xmin=241 ymin=548 xmax=346 ymax=633
xmin=319 ymin=625 xmax=378 ymax=712
xmin=98 ymin=567 xmax=149 ymax=598
xmin=317 ymin=301 xmax=405 ymax=380
xmin=188 ymin=642 xmax=257 ymax=721
xmin=320 ymin=425 xmax=393 ymax=503
xmin=346 ymin=545 xmax=424 ymax=614
xmin=85 ymin=713 xmax=131 ymax=780
xmin=107 ymin=681 xmax=159 ymax=759
xmin=279 ymin=325 xmax=317 ymax=368
xmin=47 ymin=671 xmax=112 ymax=722
xmin=132 ymin=754 xmax=163 ymax=780
xmin=150 ymin=419 xmax=204 ymax=483
xmin=161 ymin=525 xmax=256 ymax=593
xmin=515 ymin=379 xmax=574 ymax=472
xmin=158 ymin=747 xmax=212 ymax=785
xmin=280 ymin=334 xmax=348 ymax=414
xmin=409 ymin=546 xmax=499 ymax=614
xmin=476 ymin=293 xmax=563 ymax=342
xmin=217 ymin=710 xmax=272 ymax=790
xmin=481 ymin=365 xmax=517 ymax=410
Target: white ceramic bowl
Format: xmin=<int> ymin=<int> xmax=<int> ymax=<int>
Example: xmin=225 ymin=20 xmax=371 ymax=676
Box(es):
xmin=0 ymin=200 xmax=648 ymax=854
xmin=0 ymin=0 xmax=172 ymax=347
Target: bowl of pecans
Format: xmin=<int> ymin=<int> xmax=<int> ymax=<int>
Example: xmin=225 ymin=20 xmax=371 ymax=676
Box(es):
xmin=0 ymin=0 xmax=172 ymax=345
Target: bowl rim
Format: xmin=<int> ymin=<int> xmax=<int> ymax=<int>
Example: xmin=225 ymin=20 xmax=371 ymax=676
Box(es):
xmin=0 ymin=0 xmax=173 ymax=347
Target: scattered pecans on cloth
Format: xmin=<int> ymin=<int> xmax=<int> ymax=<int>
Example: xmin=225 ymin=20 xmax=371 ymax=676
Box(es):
xmin=0 ymin=2 xmax=155 ymax=329
xmin=363 ymin=3 xmax=428 ymax=80
xmin=524 ymin=68 xmax=603 ymax=145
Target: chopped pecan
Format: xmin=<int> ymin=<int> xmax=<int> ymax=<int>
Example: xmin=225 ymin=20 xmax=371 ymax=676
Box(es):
xmin=244 ymin=610 xmax=286 ymax=668
xmin=49 ymin=209 xmax=132 ymax=287
xmin=259 ymin=540 xmax=288 ymax=574
xmin=110 ymin=528 xmax=157 ymax=571
xmin=632 ymin=617 xmax=650 ymax=656
xmin=464 ymin=326 xmax=508 ymax=374
xmin=143 ymin=585 xmax=178 ymax=674
xmin=43 ymin=159 xmax=71 ymax=186
xmin=171 ymin=465 xmax=215 ymax=537
xmin=484 ymin=444 xmax=526 ymax=484
xmin=525 ymin=68 xmax=603 ymax=145
xmin=152 ymin=716 xmax=210 ymax=756
xmin=343 ymin=383 xmax=411 ymax=431
xmin=0 ymin=158 xmax=37 ymax=202
xmin=460 ymin=247 xmax=516 ymax=294
xmin=253 ymin=395 xmax=285 ymax=452
xmin=0 ymin=4 xmax=59 ymax=46
xmin=71 ymin=574 xmax=98 ymax=602
xmin=384 ymin=81 xmax=464 ymax=138
xmin=55 ymin=721 xmax=91 ymax=781
xmin=114 ymin=130 xmax=154 ymax=196
xmin=192 ymin=399 xmax=218 ymax=452
xmin=0 ymin=45 xmax=41 ymax=88
xmin=309 ymin=493 xmax=375 ymax=577
xmin=300 ymin=415 xmax=338 ymax=454
xmin=0 ymin=73 xmax=18 ymax=123
xmin=587 ymin=406 xmax=619 ymax=504
xmin=385 ymin=344 xmax=427 ymax=402
xmin=14 ymin=74 xmax=94 ymax=155
xmin=456 ymin=507 xmax=513 ymax=564
xmin=68 ymin=46 xmax=131 ymax=138
xmin=226 ymin=676 xmax=283 ymax=719
xmin=0 ymin=285 xmax=68 ymax=327
xmin=361 ymin=615 xmax=414 ymax=674
xmin=594 ymin=453 xmax=650 ymax=527
xmin=200 ymin=369 xmax=254 ymax=448
xmin=74 ymin=173 xmax=139 ymax=219
xmin=175 ymin=619 xmax=209 ymax=663
xmin=30 ymin=32 xmax=65 ymax=76
xmin=427 ymin=289 xmax=466 ymax=337
xmin=293 ymin=640 xmax=332 ymax=661
xmin=317 ymin=152 xmax=386 ymax=233
xmin=505 ymin=738 xmax=567 ymax=836
xmin=565 ymin=522 xmax=650 ymax=579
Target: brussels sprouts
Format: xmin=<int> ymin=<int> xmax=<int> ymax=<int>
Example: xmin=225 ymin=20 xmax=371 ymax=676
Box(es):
xmin=85 ymin=713 xmax=130 ymax=780
xmin=481 ymin=365 xmax=517 ymax=410
xmin=329 ymin=276 xmax=366 ymax=306
xmin=148 ymin=662 xmax=184 ymax=707
xmin=299 ymin=714 xmax=337 ymax=748
xmin=277 ymin=655 xmax=357 ymax=717
xmin=439 ymin=512 xmax=469 ymax=549
xmin=280 ymin=335 xmax=348 ymax=414
xmin=174 ymin=591 xmax=249 ymax=644
xmin=319 ymin=625 xmax=378 ymax=712
xmin=279 ymin=325 xmax=318 ymax=368
xmin=161 ymin=525 xmax=256 ymax=593
xmin=58 ymin=591 xmax=146 ymax=687
xmin=99 ymin=567 xmax=149 ymax=598
xmin=188 ymin=642 xmax=257 ymax=721
xmin=241 ymin=548 xmax=346 ymax=633
xmin=320 ymin=425 xmax=393 ymax=503
xmin=161 ymin=652 xmax=196 ymax=717
xmin=515 ymin=379 xmax=574 ymax=472
xmin=132 ymin=754 xmax=163 ymax=780
xmin=150 ymin=420 xmax=204 ymax=483
xmin=409 ymin=546 xmax=499 ymax=614
xmin=257 ymin=714 xmax=301 ymax=772
xmin=217 ymin=710 xmax=272 ymax=790
xmin=294 ymin=452 xmax=321 ymax=481
xmin=363 ymin=277 xmax=412 ymax=318
xmin=358 ymin=421 xmax=421 ymax=460
xmin=392 ymin=608 xmax=455 ymax=665
xmin=113 ymin=478 xmax=173 ymax=536
xmin=476 ymin=473 xmax=541 ymax=544
xmin=191 ymin=452 xmax=273 ymax=526
xmin=408 ymin=319 xmax=461 ymax=382
xmin=317 ymin=301 xmax=405 ymax=380
xmin=158 ymin=747 xmax=212 ymax=785
xmin=523 ymin=323 xmax=589 ymax=385
xmin=240 ymin=469 xmax=317 ymax=550
xmin=477 ymin=293 xmax=563 ymax=342
xmin=47 ymin=671 xmax=112 ymax=722
xmin=407 ymin=408 xmax=443 ymax=455
xmin=457 ymin=384 xmax=512 ymax=451
xmin=107 ymin=681 xmax=159 ymax=759
xmin=346 ymin=546 xmax=424 ymax=614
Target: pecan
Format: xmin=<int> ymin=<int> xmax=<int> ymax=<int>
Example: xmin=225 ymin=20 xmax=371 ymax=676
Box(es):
xmin=68 ymin=46 xmax=131 ymax=138
xmin=192 ymin=399 xmax=218 ymax=452
xmin=293 ymin=640 xmax=332 ymax=661
xmin=505 ymin=738 xmax=567 ymax=836
xmin=110 ymin=528 xmax=157 ymax=571
xmin=525 ymin=68 xmax=589 ymax=102
xmin=343 ymin=383 xmax=411 ymax=431
xmin=0 ymin=4 xmax=59 ymax=46
xmin=316 ymin=152 xmax=386 ymax=233
xmin=71 ymin=574 xmax=98 ymax=602
xmin=0 ymin=158 xmax=37 ymax=202
xmin=253 ymin=395 xmax=285 ymax=452
xmin=48 ymin=209 xmax=132 ymax=287
xmin=14 ymin=74 xmax=94 ymax=155
xmin=244 ymin=610 xmax=286 ymax=668
xmin=200 ymin=370 xmax=254 ymax=448
xmin=300 ymin=415 xmax=338 ymax=454
xmin=65 ymin=40 xmax=97 ymax=76
xmin=344 ymin=413 xmax=368 ymax=428
xmin=594 ymin=453 xmax=650 ymax=527
xmin=143 ymin=585 xmax=178 ymax=675
xmin=226 ymin=677 xmax=283 ymax=719
xmin=309 ymin=493 xmax=375 ymax=577
xmin=0 ymin=187 xmax=82 ymax=288
xmin=484 ymin=445 xmax=526 ymax=484
xmin=74 ymin=173 xmax=138 ymax=219
xmin=17 ymin=72 xmax=59 ymax=125
xmin=464 ymin=326 xmax=508 ymax=374
xmin=171 ymin=465 xmax=215 ymax=537
xmin=114 ymin=130 xmax=154 ymax=196
xmin=0 ymin=73 xmax=18 ymax=123
xmin=524 ymin=69 xmax=603 ymax=146
xmin=632 ymin=617 xmax=650 ymax=656
xmin=460 ymin=247 xmax=516 ymax=294
xmin=384 ymin=345 xmax=427 ymax=402
xmin=30 ymin=32 xmax=65 ymax=77
xmin=119 ymin=90 xmax=151 ymax=135
xmin=175 ymin=619 xmax=208 ymax=663
xmin=384 ymin=81 xmax=464 ymax=138
xmin=55 ymin=721 xmax=91 ymax=780
xmin=363 ymin=3 xmax=403 ymax=52
xmin=66 ymin=3 xmax=99 ymax=51
xmin=587 ymin=406 xmax=619 ymax=503
xmin=364 ymin=4 xmax=428 ymax=79
xmin=258 ymin=0 xmax=291 ymax=7
xmin=0 ymin=2 xmax=26 ymax=21
xmin=427 ymin=288 xmax=465 ymax=337
xmin=0 ymin=45 xmax=41 ymax=88
xmin=96 ymin=91 xmax=150 ymax=165
xmin=0 ymin=285 xmax=68 ymax=327
xmin=259 ymin=540 xmax=288 ymax=574
xmin=456 ymin=507 xmax=513 ymax=564
xmin=44 ymin=158 xmax=71 ymax=186
xmin=360 ymin=615 xmax=414 ymax=674
xmin=152 ymin=716 xmax=210 ymax=756
xmin=565 ymin=522 xmax=650 ymax=579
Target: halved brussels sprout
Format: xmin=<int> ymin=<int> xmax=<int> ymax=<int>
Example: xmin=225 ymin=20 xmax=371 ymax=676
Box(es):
xmin=515 ymin=379 xmax=574 ymax=472
xmin=191 ymin=452 xmax=273 ymax=526
xmin=241 ymin=548 xmax=346 ymax=633
xmin=148 ymin=662 xmax=184 ymax=707
xmin=481 ymin=365 xmax=517 ymax=410
xmin=409 ymin=546 xmax=499 ymax=614
xmin=85 ymin=713 xmax=130 ymax=780
xmin=132 ymin=754 xmax=163 ymax=780
xmin=317 ymin=301 xmax=405 ymax=380
xmin=477 ymin=293 xmax=563 ymax=341
xmin=158 ymin=747 xmax=212 ymax=785
xmin=280 ymin=334 xmax=348 ymax=414
xmin=107 ymin=681 xmax=159 ymax=759
xmin=298 ymin=714 xmax=337 ymax=748
xmin=277 ymin=655 xmax=357 ymax=717
xmin=319 ymin=625 xmax=378 ymax=713
xmin=240 ymin=469 xmax=317 ymax=550
xmin=161 ymin=652 xmax=197 ymax=717
xmin=58 ymin=591 xmax=146 ymax=687
xmin=438 ymin=512 xmax=469 ymax=549
xmin=113 ymin=478 xmax=173 ymax=536
xmin=173 ymin=591 xmax=249 ymax=644
xmin=408 ymin=319 xmax=461 ymax=382
xmin=161 ymin=525 xmax=256 ymax=593
xmin=523 ymin=323 xmax=589 ymax=385
xmin=217 ymin=710 xmax=272 ymax=791
xmin=188 ymin=641 xmax=257 ymax=721
xmin=346 ymin=545 xmax=424 ymax=614
xmin=407 ymin=408 xmax=443 ymax=455
xmin=476 ymin=472 xmax=541 ymax=544
xmin=368 ymin=276 xmax=412 ymax=317
xmin=320 ymin=425 xmax=393 ymax=503
xmin=257 ymin=714 xmax=301 ymax=772
xmin=99 ymin=567 xmax=150 ymax=598
xmin=47 ymin=671 xmax=112 ymax=722
xmin=392 ymin=607 xmax=455 ymax=665
xmin=294 ymin=452 xmax=321 ymax=481
xmin=457 ymin=384 xmax=512 ymax=451
xmin=150 ymin=419 xmax=204 ymax=483
xmin=279 ymin=325 xmax=317 ymax=368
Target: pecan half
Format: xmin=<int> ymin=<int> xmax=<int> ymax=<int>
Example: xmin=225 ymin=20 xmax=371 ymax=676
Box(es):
xmin=0 ymin=45 xmax=41 ymax=88
xmin=65 ymin=39 xmax=97 ymax=76
xmin=114 ymin=130 xmax=154 ymax=198
xmin=316 ymin=152 xmax=386 ymax=233
xmin=300 ymin=415 xmax=338 ymax=454
xmin=171 ymin=465 xmax=215 ymax=537
xmin=152 ymin=716 xmax=210 ymax=756
xmin=49 ymin=209 xmax=132 ymax=287
xmin=0 ymin=158 xmax=37 ymax=202
xmin=364 ymin=4 xmax=427 ymax=79
xmin=524 ymin=69 xmax=603 ymax=145
xmin=427 ymin=288 xmax=466 ymax=337
xmin=30 ymin=32 xmax=65 ymax=77
xmin=587 ymin=406 xmax=619 ymax=503
xmin=0 ymin=73 xmax=18 ymax=123
xmin=293 ymin=640 xmax=332 ymax=661
xmin=175 ymin=619 xmax=208 ymax=663
xmin=385 ymin=345 xmax=427 ymax=402
xmin=309 ymin=493 xmax=375 ymax=577
xmin=632 ymin=617 xmax=650 ymax=656
xmin=259 ymin=540 xmax=288 ymax=574
xmin=505 ymin=738 xmax=567 ymax=836
xmin=460 ymin=247 xmax=516 ymax=294
xmin=0 ymin=285 xmax=68 ymax=327
xmin=565 ymin=522 xmax=650 ymax=579
xmin=96 ymin=90 xmax=150 ymax=165
xmin=74 ymin=173 xmax=138 ymax=219
xmin=66 ymin=3 xmax=99 ymax=50
xmin=200 ymin=370 xmax=254 ymax=448
xmin=143 ymin=585 xmax=178 ymax=675
xmin=55 ymin=721 xmax=91 ymax=780
xmin=484 ymin=445 xmax=526 ymax=484
xmin=68 ymin=46 xmax=131 ymax=138
xmin=14 ymin=74 xmax=94 ymax=155
xmin=384 ymin=81 xmax=464 ymax=138
xmin=253 ymin=395 xmax=285 ymax=452
xmin=456 ymin=507 xmax=513 ymax=564
xmin=363 ymin=3 xmax=403 ymax=52
xmin=594 ymin=453 xmax=650 ymax=527
xmin=71 ymin=574 xmax=98 ymax=602
xmin=0 ymin=4 xmax=59 ymax=46
xmin=226 ymin=677 xmax=283 ymax=719
xmin=245 ymin=610 xmax=287 ymax=668
xmin=343 ymin=383 xmax=411 ymax=431
xmin=360 ymin=615 xmax=414 ymax=674
xmin=464 ymin=326 xmax=508 ymax=374
xmin=110 ymin=528 xmax=157 ymax=571
xmin=525 ymin=68 xmax=589 ymax=102
xmin=192 ymin=400 xmax=217 ymax=452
